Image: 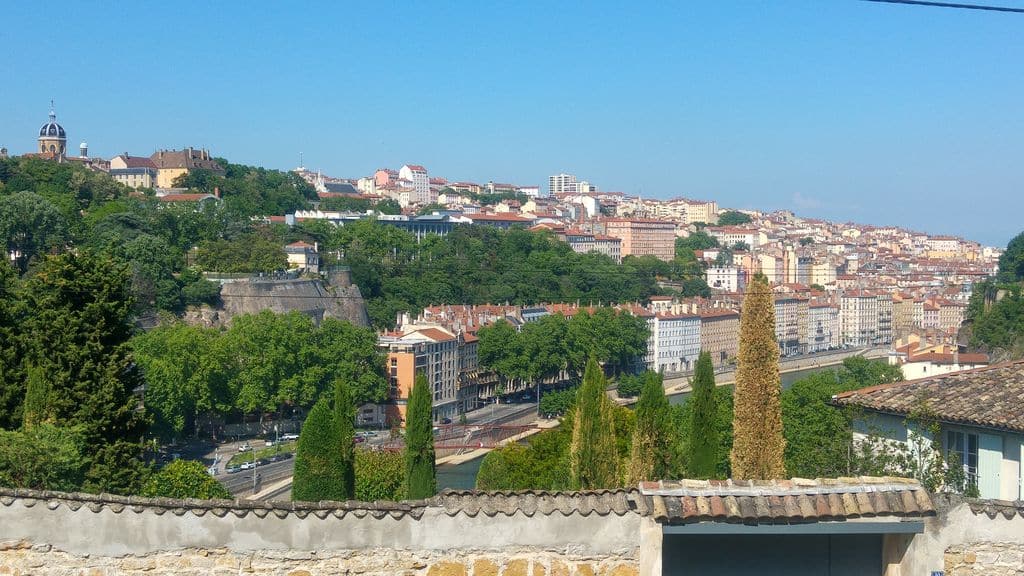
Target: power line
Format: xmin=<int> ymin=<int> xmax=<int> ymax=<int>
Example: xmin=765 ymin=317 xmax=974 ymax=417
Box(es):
xmin=861 ymin=0 xmax=1024 ymax=13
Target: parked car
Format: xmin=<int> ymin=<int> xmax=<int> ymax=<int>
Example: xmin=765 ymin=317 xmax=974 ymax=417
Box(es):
xmin=440 ymin=417 xmax=453 ymax=425
xmin=239 ymin=461 xmax=255 ymax=470
xmin=354 ymin=436 xmax=366 ymax=443
xmin=238 ymin=442 xmax=252 ymax=452
xmin=226 ymin=465 xmax=242 ymax=474
xmin=281 ymin=433 xmax=299 ymax=441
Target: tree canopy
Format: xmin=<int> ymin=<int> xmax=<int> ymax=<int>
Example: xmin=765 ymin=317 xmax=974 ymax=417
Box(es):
xmin=717 ymin=211 xmax=752 ymax=226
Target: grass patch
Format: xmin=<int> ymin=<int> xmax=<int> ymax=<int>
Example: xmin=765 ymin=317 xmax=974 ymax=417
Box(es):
xmin=226 ymin=441 xmax=298 ymax=467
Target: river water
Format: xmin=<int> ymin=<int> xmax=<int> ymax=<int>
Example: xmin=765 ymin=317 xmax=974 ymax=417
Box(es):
xmin=436 ymin=363 xmax=840 ymax=490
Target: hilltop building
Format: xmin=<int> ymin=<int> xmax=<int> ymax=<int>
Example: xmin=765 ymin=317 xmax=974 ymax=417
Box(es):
xmin=150 ymin=148 xmax=225 ymax=188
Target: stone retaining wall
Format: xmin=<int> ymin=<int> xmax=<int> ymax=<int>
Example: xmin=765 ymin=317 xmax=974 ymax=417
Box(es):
xmin=944 ymin=542 xmax=1024 ymax=575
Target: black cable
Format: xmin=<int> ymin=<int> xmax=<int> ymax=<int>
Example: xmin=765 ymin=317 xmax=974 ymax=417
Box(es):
xmin=862 ymin=0 xmax=1024 ymax=13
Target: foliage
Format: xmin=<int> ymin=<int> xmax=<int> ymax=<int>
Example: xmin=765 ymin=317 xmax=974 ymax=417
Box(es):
xmin=968 ymin=282 xmax=1024 ymax=356
xmin=174 ymin=162 xmax=315 ymax=217
xmin=730 ymin=274 xmax=786 ymax=479
xmin=477 ymin=309 xmax=649 ymax=382
xmin=325 ymin=221 xmax=670 ymax=328
xmin=333 ymin=380 xmax=356 ymax=499
xmin=717 ymin=211 xmax=752 ymax=226
xmin=292 ymin=397 xmax=348 ymax=502
xmin=0 ymin=191 xmax=67 ymax=272
xmin=687 ymin=352 xmax=719 ymax=479
xmin=570 ymin=359 xmax=619 ymax=489
xmin=627 ymin=372 xmax=674 ymax=484
xmin=799 ymin=237 xmax=814 ymax=246
xmin=193 ymin=234 xmax=288 ymax=273
xmin=676 ymin=231 xmax=719 ymax=253
xmin=376 ymin=199 xmax=403 ymax=215
xmin=780 ymin=358 xmax=903 ymax=478
xmin=141 ymin=460 xmax=231 ymax=500
xmin=0 ymin=263 xmax=24 ymax=429
xmin=321 ymin=195 xmax=372 ymax=213
xmin=19 ymin=251 xmax=149 ymax=494
xmin=732 ymin=241 xmax=750 ymax=251
xmin=355 ymin=449 xmax=406 ymax=501
xmin=476 ymin=423 xmax=574 ymax=491
xmin=0 ymin=425 xmax=88 ymax=491
xmin=616 ymin=374 xmax=644 ymax=398
xmin=997 ymin=230 xmax=1024 ymax=283
xmin=539 ymin=386 xmax=577 ymax=418
xmin=676 ymin=386 xmax=734 ymax=478
xmin=416 ymin=203 xmax=447 ymax=215
xmin=134 ymin=313 xmax=385 ymax=436
xmin=405 ymin=373 xmax=436 ymax=499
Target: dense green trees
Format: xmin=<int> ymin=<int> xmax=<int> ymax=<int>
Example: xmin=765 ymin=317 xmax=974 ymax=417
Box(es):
xmin=293 ymin=397 xmax=349 ymax=502
xmin=966 ymin=231 xmax=1024 ymax=358
xmin=0 ymin=191 xmax=67 ymax=272
xmin=570 ymin=359 xmax=619 ymax=489
xmin=405 ymin=373 xmax=436 ymax=499
xmin=19 ymin=252 xmax=150 ymax=493
xmin=687 ymin=352 xmax=719 ymax=479
xmin=333 ymin=381 xmax=357 ymax=498
xmin=0 ymin=264 xmax=23 ymax=429
xmin=477 ymin=309 xmax=649 ymax=384
xmin=355 ymin=449 xmax=406 ymax=501
xmin=731 ymin=274 xmax=786 ymax=480
xmin=627 ymin=372 xmax=674 ymax=484
xmin=141 ymin=460 xmax=231 ymax=500
xmin=133 ymin=313 xmax=385 ymax=439
xmin=0 ymin=425 xmax=88 ymax=491
xmin=175 ymin=162 xmax=316 ymax=217
xmin=717 ymin=211 xmax=752 ymax=226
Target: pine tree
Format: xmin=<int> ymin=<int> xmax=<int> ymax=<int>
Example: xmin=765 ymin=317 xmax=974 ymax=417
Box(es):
xmin=730 ymin=274 xmax=786 ymax=479
xmin=19 ymin=252 xmax=149 ymax=493
xmin=405 ymin=372 xmax=436 ymax=499
xmin=0 ymin=263 xmax=24 ymax=430
xmin=570 ymin=358 xmax=619 ymax=489
xmin=627 ymin=372 xmax=674 ymax=484
xmin=333 ymin=380 xmax=356 ymax=499
xmin=293 ymin=397 xmax=347 ymax=502
xmin=687 ymin=351 xmax=719 ymax=479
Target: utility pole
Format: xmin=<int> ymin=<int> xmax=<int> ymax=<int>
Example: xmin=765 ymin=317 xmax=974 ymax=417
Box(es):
xmin=251 ymin=444 xmax=258 ymax=494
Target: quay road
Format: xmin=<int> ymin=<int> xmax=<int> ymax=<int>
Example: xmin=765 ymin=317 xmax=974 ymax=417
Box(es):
xmin=217 ymin=399 xmax=541 ymax=498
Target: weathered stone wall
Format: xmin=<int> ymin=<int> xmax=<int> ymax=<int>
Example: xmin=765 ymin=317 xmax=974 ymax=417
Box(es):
xmin=944 ymin=542 xmax=1024 ymax=575
xmin=214 ymin=277 xmax=370 ymax=327
xmin=0 ymin=542 xmax=638 ymax=576
xmin=0 ymin=489 xmax=642 ymax=575
xmin=900 ymin=496 xmax=1024 ymax=575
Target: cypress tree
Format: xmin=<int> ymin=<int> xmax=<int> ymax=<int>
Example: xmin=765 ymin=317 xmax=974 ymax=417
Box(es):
xmin=627 ymin=372 xmax=673 ymax=484
xmin=405 ymin=372 xmax=436 ymax=499
xmin=570 ymin=358 xmax=619 ymax=489
xmin=687 ymin=351 xmax=719 ymax=479
xmin=293 ymin=397 xmax=347 ymax=502
xmin=333 ymin=380 xmax=356 ymax=499
xmin=730 ymin=274 xmax=787 ymax=479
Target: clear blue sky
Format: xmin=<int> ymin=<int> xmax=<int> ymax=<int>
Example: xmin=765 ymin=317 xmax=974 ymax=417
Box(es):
xmin=3 ymin=1 xmax=1022 ymax=246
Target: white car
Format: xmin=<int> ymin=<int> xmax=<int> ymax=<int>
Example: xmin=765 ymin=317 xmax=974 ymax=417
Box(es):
xmin=281 ymin=433 xmax=299 ymax=441
xmin=238 ymin=442 xmax=251 ymax=452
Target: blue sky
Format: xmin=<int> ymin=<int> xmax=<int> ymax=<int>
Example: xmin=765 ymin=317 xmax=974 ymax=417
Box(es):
xmin=3 ymin=1 xmax=1022 ymax=246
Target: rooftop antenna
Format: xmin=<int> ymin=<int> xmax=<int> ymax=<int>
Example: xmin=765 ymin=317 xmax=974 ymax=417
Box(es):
xmin=299 ymin=152 xmax=304 ymax=171
xmin=49 ymin=99 xmax=56 ymax=121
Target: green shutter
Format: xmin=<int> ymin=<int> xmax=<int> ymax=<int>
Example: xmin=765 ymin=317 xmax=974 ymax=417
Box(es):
xmin=978 ymin=433 xmax=1002 ymax=499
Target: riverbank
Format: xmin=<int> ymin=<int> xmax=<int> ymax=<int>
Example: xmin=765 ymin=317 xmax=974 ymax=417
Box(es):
xmin=659 ymin=346 xmax=888 ymax=396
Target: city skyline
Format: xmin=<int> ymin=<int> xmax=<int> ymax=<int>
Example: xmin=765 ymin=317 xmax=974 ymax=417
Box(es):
xmin=3 ymin=1 xmax=1023 ymax=246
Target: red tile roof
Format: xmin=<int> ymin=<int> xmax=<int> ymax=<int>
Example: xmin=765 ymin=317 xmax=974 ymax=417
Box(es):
xmin=157 ymin=193 xmax=218 ymax=203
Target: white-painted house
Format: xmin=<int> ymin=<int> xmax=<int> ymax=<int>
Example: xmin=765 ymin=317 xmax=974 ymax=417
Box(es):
xmin=834 ymin=361 xmax=1024 ymax=500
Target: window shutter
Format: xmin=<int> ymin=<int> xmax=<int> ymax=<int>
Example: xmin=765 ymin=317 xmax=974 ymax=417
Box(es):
xmin=978 ymin=433 xmax=1003 ymax=499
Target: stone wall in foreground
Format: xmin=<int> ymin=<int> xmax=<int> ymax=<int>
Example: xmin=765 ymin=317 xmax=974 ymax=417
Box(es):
xmin=0 ymin=488 xmax=644 ymax=576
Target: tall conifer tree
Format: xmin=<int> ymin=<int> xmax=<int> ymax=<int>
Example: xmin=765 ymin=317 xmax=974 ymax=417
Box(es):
xmin=333 ymin=380 xmax=356 ymax=499
xmin=293 ymin=397 xmax=347 ymax=501
xmin=687 ymin=351 xmax=719 ymax=479
xmin=730 ymin=274 xmax=786 ymax=479
xmin=405 ymin=372 xmax=436 ymax=498
xmin=570 ymin=358 xmax=619 ymax=489
xmin=627 ymin=372 xmax=673 ymax=484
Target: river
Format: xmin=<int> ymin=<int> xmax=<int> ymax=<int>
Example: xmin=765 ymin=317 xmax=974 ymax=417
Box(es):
xmin=436 ymin=363 xmax=841 ymax=490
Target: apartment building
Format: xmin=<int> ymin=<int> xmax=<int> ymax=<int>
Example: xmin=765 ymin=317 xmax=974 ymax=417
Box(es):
xmin=706 ymin=226 xmax=762 ymax=250
xmin=651 ymin=314 xmax=701 ymax=373
xmin=706 ymin=266 xmax=745 ymax=293
xmin=564 ymin=229 xmax=622 ymax=263
xmin=399 ymin=164 xmax=431 ymax=204
xmin=699 ymin=309 xmax=740 ymax=367
xmin=807 ymin=304 xmax=840 ymax=353
xmin=604 ymin=218 xmax=676 ymax=262
xmin=150 ymin=148 xmax=224 ymax=188
xmin=876 ymin=293 xmax=894 ymax=345
xmin=775 ymin=297 xmax=808 ymax=356
xmin=549 ymin=173 xmax=578 ymax=196
xmin=377 ymin=325 xmax=460 ymax=426
xmin=683 ymin=200 xmax=718 ymax=225
xmin=109 ymin=154 xmax=158 ymax=189
xmin=840 ymin=291 xmax=879 ymax=347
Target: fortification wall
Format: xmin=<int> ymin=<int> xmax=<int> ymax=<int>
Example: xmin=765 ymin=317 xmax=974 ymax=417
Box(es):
xmin=0 ymin=489 xmax=642 ymax=575
xmin=206 ymin=277 xmax=370 ymax=328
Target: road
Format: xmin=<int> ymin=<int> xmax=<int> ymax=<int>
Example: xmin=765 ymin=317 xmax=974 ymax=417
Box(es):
xmin=218 ymin=400 xmax=540 ymax=498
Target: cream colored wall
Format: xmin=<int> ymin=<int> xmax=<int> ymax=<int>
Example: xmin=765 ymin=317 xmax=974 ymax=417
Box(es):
xmin=157 ymin=167 xmax=188 ymax=188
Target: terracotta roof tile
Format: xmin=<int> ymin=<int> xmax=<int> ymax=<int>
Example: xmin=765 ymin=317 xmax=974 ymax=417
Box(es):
xmin=834 ymin=360 xmax=1024 ymax=432
xmin=639 ymin=477 xmax=933 ymax=525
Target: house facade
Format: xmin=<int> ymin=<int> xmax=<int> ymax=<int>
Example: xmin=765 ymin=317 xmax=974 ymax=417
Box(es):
xmin=835 ymin=361 xmax=1024 ymax=500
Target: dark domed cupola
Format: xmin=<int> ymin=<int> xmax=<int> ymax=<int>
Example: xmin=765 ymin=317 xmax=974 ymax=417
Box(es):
xmin=38 ymin=102 xmax=67 ymax=157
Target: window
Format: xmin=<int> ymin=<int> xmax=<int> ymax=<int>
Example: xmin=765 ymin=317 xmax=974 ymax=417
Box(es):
xmin=947 ymin=430 xmax=979 ymax=487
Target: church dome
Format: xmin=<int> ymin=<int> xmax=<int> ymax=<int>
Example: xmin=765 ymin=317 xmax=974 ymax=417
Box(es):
xmin=39 ymin=109 xmax=66 ymax=139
